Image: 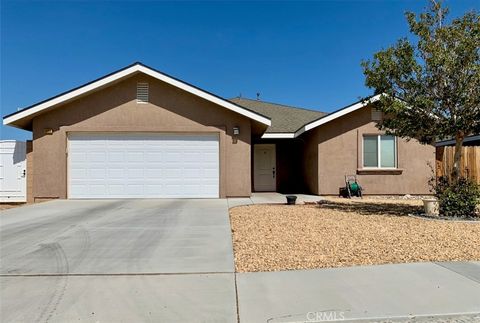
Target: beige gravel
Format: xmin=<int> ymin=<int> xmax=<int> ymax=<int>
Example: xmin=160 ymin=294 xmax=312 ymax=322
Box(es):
xmin=229 ymin=198 xmax=480 ymax=272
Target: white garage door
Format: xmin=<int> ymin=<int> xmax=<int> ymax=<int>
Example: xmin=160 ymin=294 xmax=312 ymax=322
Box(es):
xmin=68 ymin=133 xmax=219 ymax=198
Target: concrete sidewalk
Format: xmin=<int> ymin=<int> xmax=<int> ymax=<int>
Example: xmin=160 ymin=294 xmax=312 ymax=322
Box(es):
xmin=236 ymin=262 xmax=480 ymax=322
xmin=2 ymin=261 xmax=478 ymax=322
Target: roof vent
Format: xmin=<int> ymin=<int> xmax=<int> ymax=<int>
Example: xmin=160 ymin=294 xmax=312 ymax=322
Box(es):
xmin=137 ymin=82 xmax=149 ymax=103
xmin=371 ymin=107 xmax=382 ymax=121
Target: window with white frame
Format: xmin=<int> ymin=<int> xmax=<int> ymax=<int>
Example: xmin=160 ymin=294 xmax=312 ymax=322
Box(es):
xmin=363 ymin=135 xmax=396 ymax=168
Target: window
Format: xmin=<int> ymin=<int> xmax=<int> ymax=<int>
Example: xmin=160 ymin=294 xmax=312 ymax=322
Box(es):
xmin=363 ymin=135 xmax=396 ymax=168
xmin=137 ymin=82 xmax=149 ymax=103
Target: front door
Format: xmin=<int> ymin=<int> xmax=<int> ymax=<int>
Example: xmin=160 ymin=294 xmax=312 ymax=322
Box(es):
xmin=254 ymin=144 xmax=276 ymax=191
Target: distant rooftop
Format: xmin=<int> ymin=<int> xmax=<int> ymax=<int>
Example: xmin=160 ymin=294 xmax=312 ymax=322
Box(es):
xmin=229 ymin=97 xmax=327 ymax=133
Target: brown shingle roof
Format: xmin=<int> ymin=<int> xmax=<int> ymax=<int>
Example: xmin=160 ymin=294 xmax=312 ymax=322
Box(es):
xmin=229 ymin=97 xmax=327 ymax=133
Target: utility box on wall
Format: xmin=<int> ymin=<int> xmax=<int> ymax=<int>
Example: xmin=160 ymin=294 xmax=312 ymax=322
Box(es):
xmin=0 ymin=140 xmax=27 ymax=203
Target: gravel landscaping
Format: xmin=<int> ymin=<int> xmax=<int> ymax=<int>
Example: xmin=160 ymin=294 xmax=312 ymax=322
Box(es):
xmin=229 ymin=197 xmax=480 ymax=272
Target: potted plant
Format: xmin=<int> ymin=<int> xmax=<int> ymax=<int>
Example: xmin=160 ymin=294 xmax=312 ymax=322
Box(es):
xmin=286 ymin=195 xmax=297 ymax=205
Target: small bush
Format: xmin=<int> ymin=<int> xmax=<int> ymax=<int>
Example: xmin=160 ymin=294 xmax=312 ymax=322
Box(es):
xmin=432 ymin=176 xmax=480 ymax=218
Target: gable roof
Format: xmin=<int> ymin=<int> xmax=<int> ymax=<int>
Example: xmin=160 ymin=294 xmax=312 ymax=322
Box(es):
xmin=3 ymin=62 xmax=271 ymax=129
xmin=229 ymin=97 xmax=326 ymax=137
xmin=231 ymin=95 xmax=381 ymax=138
xmin=295 ymin=94 xmax=381 ymax=136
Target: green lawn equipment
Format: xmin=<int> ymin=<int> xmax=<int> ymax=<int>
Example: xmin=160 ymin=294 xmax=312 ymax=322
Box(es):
xmin=344 ymin=175 xmax=363 ymax=198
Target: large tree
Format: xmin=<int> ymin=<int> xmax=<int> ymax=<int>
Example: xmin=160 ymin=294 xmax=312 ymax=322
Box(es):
xmin=362 ymin=0 xmax=480 ymax=180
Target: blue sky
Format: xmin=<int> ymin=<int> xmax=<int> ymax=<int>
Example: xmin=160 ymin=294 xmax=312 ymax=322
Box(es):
xmin=1 ymin=0 xmax=478 ymax=140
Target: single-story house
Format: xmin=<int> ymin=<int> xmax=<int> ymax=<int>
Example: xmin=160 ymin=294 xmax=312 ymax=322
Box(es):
xmin=3 ymin=62 xmax=434 ymax=202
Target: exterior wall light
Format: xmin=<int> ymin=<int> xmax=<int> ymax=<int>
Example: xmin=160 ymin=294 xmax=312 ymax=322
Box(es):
xmin=233 ymin=127 xmax=240 ymax=136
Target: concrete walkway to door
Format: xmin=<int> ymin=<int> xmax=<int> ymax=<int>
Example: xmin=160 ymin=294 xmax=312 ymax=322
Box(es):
xmin=228 ymin=192 xmax=322 ymax=208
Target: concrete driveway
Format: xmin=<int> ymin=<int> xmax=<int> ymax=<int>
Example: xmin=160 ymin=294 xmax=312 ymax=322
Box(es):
xmin=0 ymin=199 xmax=237 ymax=322
xmin=1 ymin=199 xmax=234 ymax=274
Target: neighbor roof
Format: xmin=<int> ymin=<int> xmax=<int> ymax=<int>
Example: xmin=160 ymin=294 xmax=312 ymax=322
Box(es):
xmin=229 ymin=97 xmax=326 ymax=136
xmin=3 ymin=62 xmax=271 ymax=129
xmin=436 ymin=134 xmax=480 ymax=147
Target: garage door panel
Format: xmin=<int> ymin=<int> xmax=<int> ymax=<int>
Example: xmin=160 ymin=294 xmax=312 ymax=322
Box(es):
xmin=147 ymin=169 xmax=164 ymax=179
xmin=163 ymin=168 xmax=181 ymax=178
xmin=127 ymin=152 xmax=144 ymax=162
xmin=183 ymin=169 xmax=202 ymax=178
xmin=203 ymin=183 xmax=218 ymax=192
xmin=126 ymin=184 xmax=143 ymax=194
xmin=127 ymin=168 xmax=144 ymax=179
xmin=107 ymin=169 xmax=124 ymax=179
xmin=107 ymin=184 xmax=125 ymax=195
xmin=144 ymin=184 xmax=164 ymax=194
xmin=108 ymin=152 xmax=124 ymax=162
xmin=204 ymin=168 xmax=219 ymax=178
xmin=164 ymin=152 xmax=182 ymax=162
xmin=68 ymin=133 xmax=219 ymax=198
xmin=146 ymin=152 xmax=163 ymax=162
xmin=203 ymin=153 xmax=218 ymax=162
xmin=90 ymin=184 xmax=107 ymax=195
xmin=89 ymin=168 xmax=106 ymax=179
xmin=69 ymin=184 xmax=87 ymax=196
xmin=88 ymin=152 xmax=106 ymax=163
xmin=70 ymin=152 xmax=87 ymax=162
xmin=70 ymin=168 xmax=87 ymax=179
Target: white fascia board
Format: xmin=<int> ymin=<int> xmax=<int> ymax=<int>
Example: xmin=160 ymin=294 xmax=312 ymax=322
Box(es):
xmin=261 ymin=133 xmax=295 ymax=139
xmin=298 ymin=94 xmax=382 ymax=134
xmin=3 ymin=65 xmax=139 ymax=125
xmin=4 ymin=64 xmax=271 ymax=127
xmin=136 ymin=66 xmax=271 ymax=126
xmin=294 ymin=127 xmax=306 ymax=138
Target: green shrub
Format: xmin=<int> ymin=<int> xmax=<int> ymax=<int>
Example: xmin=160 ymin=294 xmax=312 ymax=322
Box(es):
xmin=433 ymin=176 xmax=480 ymax=218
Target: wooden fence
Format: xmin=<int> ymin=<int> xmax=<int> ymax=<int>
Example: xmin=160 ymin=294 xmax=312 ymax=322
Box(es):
xmin=436 ymin=146 xmax=480 ymax=184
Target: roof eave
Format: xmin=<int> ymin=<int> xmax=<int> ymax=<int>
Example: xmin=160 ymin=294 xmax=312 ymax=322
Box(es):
xmin=3 ymin=63 xmax=271 ymax=130
xmin=261 ymin=133 xmax=296 ymax=139
xmin=294 ymin=94 xmax=383 ymax=135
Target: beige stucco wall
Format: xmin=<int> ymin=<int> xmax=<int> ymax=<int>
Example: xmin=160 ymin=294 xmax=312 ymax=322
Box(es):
xmin=31 ymin=74 xmax=252 ymax=200
xmin=301 ymin=106 xmax=435 ymax=195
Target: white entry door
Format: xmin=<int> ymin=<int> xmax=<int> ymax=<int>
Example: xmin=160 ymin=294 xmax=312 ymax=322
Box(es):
xmin=0 ymin=141 xmax=27 ymax=202
xmin=68 ymin=133 xmax=219 ymax=198
xmin=254 ymin=144 xmax=276 ymax=191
